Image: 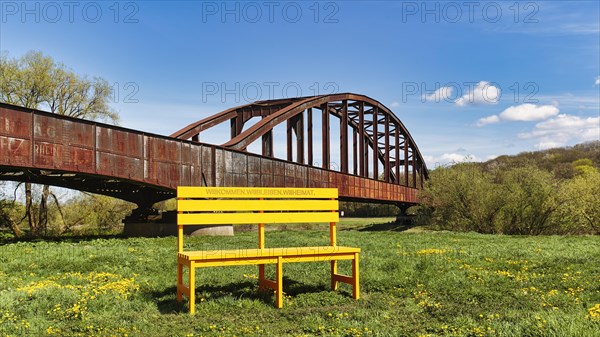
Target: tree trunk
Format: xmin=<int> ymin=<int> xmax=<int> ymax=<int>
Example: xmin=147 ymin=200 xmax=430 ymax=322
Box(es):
xmin=24 ymin=182 xmax=35 ymax=236
xmin=37 ymin=184 xmax=50 ymax=235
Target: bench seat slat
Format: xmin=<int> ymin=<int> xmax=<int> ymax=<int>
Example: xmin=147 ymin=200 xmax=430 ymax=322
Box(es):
xmin=178 ymin=211 xmax=339 ymax=225
xmin=178 ymin=246 xmax=360 ymax=266
xmin=179 ymin=246 xmax=360 ymax=259
xmin=179 ymin=255 xmax=357 ymax=267
xmin=178 ymin=199 xmax=339 ymax=212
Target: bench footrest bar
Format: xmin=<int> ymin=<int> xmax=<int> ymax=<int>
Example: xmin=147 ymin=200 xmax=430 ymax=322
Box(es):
xmin=332 ymin=273 xmax=354 ymax=285
xmin=178 ymin=284 xmax=190 ymax=297
xmin=259 ymin=278 xmax=277 ymax=290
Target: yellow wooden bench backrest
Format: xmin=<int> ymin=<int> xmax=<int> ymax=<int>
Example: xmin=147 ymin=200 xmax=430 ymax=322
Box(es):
xmin=176 ymin=187 xmax=340 ymax=252
xmin=177 ymin=187 xmax=339 ymax=225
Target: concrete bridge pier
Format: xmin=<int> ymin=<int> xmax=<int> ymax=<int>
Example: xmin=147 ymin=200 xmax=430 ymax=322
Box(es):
xmin=395 ymin=202 xmax=415 ymax=226
xmin=122 ymin=208 xmax=234 ymax=237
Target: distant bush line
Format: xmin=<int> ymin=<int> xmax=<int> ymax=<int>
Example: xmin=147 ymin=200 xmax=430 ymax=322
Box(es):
xmin=414 ymin=141 xmax=599 ymax=235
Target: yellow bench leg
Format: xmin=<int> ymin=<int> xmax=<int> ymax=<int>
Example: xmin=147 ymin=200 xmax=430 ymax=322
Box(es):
xmin=177 ymin=262 xmax=183 ymax=302
xmin=189 ymin=261 xmax=196 ymax=314
xmin=331 ymin=260 xmax=339 ymax=290
xmin=352 ymin=253 xmax=360 ymax=300
xmin=275 ymin=256 xmax=283 ymax=308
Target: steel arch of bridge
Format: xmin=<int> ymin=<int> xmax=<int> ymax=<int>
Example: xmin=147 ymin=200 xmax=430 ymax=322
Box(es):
xmin=172 ymin=93 xmax=428 ymax=187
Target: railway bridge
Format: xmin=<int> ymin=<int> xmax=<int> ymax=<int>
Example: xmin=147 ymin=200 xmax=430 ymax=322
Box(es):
xmin=0 ymin=93 xmax=428 ymax=218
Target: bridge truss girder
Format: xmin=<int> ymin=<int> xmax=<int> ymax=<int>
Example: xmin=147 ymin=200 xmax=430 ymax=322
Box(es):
xmin=171 ymin=93 xmax=428 ymax=189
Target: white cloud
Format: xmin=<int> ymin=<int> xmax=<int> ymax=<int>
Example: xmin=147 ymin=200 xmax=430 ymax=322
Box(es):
xmin=560 ymin=23 xmax=600 ymax=35
xmin=476 ymin=115 xmax=500 ymax=127
xmin=535 ymin=93 xmax=599 ymax=109
xmin=499 ymin=103 xmax=560 ymax=121
xmin=424 ymin=153 xmax=479 ymax=166
xmin=422 ymin=86 xmax=454 ymax=102
xmin=477 ymin=103 xmax=560 ymax=127
xmin=519 ymin=114 xmax=600 ymax=149
xmin=595 ymin=76 xmax=600 ymax=86
xmin=534 ymin=142 xmax=563 ymax=150
xmin=455 ymin=81 xmax=500 ymax=106
xmin=390 ymin=101 xmax=400 ymax=108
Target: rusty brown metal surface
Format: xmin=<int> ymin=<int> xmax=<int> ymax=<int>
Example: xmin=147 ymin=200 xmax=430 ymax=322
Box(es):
xmin=1 ymin=95 xmax=425 ymax=211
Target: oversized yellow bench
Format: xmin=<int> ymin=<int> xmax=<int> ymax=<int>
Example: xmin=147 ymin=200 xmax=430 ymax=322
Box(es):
xmin=176 ymin=187 xmax=360 ymax=313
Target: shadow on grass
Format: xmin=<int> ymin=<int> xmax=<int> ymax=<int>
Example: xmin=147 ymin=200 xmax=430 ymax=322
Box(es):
xmin=355 ymin=217 xmax=416 ymax=232
xmin=151 ymin=278 xmax=329 ymax=314
xmin=0 ymin=233 xmax=133 ymax=245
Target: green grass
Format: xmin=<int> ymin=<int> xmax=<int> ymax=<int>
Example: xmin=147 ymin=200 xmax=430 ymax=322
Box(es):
xmin=1 ymin=223 xmax=599 ymax=337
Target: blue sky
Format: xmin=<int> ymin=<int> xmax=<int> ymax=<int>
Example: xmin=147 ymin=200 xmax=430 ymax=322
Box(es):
xmin=1 ymin=0 xmax=599 ymax=167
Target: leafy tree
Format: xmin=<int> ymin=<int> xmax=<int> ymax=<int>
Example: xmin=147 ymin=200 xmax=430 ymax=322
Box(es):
xmin=556 ymin=165 xmax=600 ymax=234
xmin=0 ymin=183 xmax=25 ymax=237
xmin=572 ymin=158 xmax=594 ymax=168
xmin=416 ymin=154 xmax=598 ymax=235
xmin=0 ymin=51 xmax=53 ymax=108
xmin=416 ymin=163 xmax=503 ymax=233
xmin=1 ymin=51 xmax=118 ymax=120
xmin=497 ymin=166 xmax=560 ymax=235
xmin=484 ymin=141 xmax=600 ymax=179
xmin=56 ymin=193 xmax=135 ymax=235
xmin=0 ymin=51 xmax=119 ymax=237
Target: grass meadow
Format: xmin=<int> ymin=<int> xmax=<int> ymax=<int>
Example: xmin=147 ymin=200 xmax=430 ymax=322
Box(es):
xmin=1 ymin=219 xmax=599 ymax=337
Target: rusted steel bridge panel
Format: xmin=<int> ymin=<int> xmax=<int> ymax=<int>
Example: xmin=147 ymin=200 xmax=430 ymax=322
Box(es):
xmin=0 ymin=107 xmax=32 ymax=167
